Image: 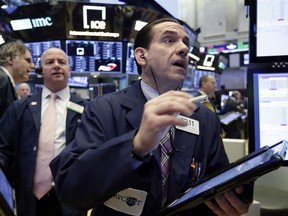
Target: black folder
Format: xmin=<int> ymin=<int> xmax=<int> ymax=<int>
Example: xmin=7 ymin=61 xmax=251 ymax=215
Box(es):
xmin=0 ymin=167 xmax=15 ymax=216
xmin=159 ymin=140 xmax=288 ymax=216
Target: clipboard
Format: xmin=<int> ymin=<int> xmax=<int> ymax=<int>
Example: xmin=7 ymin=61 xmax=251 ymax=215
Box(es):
xmin=159 ymin=140 xmax=288 ymax=216
xmin=219 ymin=111 xmax=243 ymax=125
xmin=0 ymin=167 xmax=15 ymax=216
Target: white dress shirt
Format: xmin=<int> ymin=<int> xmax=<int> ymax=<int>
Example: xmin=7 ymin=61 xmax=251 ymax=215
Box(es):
xmin=41 ymin=86 xmax=70 ymax=158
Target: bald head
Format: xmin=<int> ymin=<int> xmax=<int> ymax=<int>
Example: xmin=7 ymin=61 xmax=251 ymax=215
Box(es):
xmin=17 ymin=82 xmax=30 ymax=99
xmin=40 ymin=47 xmax=71 ymax=92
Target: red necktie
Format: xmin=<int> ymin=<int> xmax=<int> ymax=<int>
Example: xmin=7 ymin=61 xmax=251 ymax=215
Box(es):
xmin=33 ymin=93 xmax=57 ymax=199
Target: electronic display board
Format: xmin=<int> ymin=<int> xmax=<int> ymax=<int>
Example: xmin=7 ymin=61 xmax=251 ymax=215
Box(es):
xmin=65 ymin=40 xmax=123 ymax=73
xmin=125 ymin=42 xmax=138 ymax=74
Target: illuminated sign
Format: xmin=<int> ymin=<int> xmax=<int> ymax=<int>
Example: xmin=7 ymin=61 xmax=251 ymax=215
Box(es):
xmin=0 ymin=35 xmax=5 ymax=45
xmin=203 ymin=42 xmax=249 ymax=54
xmin=83 ymin=5 xmax=106 ymax=30
xmin=196 ymin=53 xmax=217 ymax=71
xmin=202 ymin=54 xmax=215 ymax=67
xmin=10 ymin=17 xmax=53 ymax=31
xmin=69 ymin=5 xmax=120 ymax=38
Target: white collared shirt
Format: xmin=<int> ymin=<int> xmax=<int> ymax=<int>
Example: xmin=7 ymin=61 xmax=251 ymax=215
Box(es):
xmin=41 ymin=86 xmax=70 ymax=158
xmin=0 ymin=66 xmax=16 ymax=87
xmin=140 ymin=80 xmax=159 ymax=101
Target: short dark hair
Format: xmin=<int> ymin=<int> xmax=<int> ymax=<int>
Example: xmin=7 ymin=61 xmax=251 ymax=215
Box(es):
xmin=134 ymin=17 xmax=180 ymax=75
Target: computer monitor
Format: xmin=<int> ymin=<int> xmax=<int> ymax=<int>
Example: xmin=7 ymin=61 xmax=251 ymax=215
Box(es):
xmin=67 ymin=76 xmax=89 ymax=88
xmin=65 ymin=40 xmax=123 ymax=74
xmin=249 ymin=0 xmax=288 ymax=63
xmin=247 ymin=66 xmax=288 ymax=160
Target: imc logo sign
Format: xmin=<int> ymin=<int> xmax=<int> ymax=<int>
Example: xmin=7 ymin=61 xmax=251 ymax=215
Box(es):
xmin=10 ymin=17 xmax=53 ymax=31
xmin=83 ymin=5 xmax=106 ymax=30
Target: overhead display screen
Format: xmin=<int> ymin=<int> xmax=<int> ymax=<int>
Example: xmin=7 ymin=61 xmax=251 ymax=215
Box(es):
xmin=249 ymin=0 xmax=288 ymax=63
xmin=66 ymin=40 xmax=123 ymax=73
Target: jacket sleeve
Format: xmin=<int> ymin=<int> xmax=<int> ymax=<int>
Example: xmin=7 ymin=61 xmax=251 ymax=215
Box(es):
xmin=0 ymin=100 xmax=23 ymax=183
xmin=50 ymin=97 xmax=147 ymax=210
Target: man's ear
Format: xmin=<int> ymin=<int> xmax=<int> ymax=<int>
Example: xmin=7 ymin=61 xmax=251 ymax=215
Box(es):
xmin=134 ymin=47 xmax=146 ymax=66
xmin=7 ymin=55 xmax=14 ymax=66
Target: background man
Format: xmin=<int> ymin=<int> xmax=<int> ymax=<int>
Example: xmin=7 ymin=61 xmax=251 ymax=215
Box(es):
xmin=0 ymin=40 xmax=34 ymax=118
xmin=0 ymin=48 xmax=87 ymax=216
xmin=17 ymin=82 xmax=31 ymax=98
xmin=196 ymin=74 xmax=217 ymax=112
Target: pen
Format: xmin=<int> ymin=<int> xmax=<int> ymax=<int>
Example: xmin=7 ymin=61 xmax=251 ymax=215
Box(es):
xmin=191 ymin=158 xmax=202 ymax=182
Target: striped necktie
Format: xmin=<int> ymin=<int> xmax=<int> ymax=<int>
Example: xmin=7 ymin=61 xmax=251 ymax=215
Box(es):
xmin=160 ymin=126 xmax=175 ymax=206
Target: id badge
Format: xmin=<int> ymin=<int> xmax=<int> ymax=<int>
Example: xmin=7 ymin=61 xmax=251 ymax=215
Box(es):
xmin=176 ymin=115 xmax=200 ymax=135
xmin=66 ymin=101 xmax=84 ymax=114
xmin=104 ymin=188 xmax=147 ymax=216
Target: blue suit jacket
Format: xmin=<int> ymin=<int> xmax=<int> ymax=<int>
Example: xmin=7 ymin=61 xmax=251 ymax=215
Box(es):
xmin=0 ymin=91 xmax=87 ymax=216
xmin=51 ymin=81 xmax=229 ymax=216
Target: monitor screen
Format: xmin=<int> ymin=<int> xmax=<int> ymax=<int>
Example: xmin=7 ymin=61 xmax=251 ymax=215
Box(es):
xmin=181 ymin=22 xmax=197 ymax=48
xmin=67 ymin=76 xmax=89 ymax=88
xmin=248 ymin=67 xmax=288 ymax=160
xmin=125 ymin=42 xmax=138 ymax=74
xmin=65 ymin=40 xmax=123 ymax=73
xmin=25 ymin=40 xmax=62 ymax=71
xmin=249 ymin=0 xmax=288 ymax=63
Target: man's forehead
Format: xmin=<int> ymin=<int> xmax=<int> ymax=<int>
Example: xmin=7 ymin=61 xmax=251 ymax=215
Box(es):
xmin=154 ymin=22 xmax=187 ymax=35
xmin=24 ymin=50 xmax=32 ymax=57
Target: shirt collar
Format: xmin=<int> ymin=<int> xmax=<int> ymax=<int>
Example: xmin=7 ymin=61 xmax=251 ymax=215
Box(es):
xmin=0 ymin=66 xmax=16 ymax=87
xmin=198 ymin=90 xmax=208 ymax=96
xmin=42 ymin=86 xmax=70 ymax=101
xmin=140 ymin=80 xmax=159 ymax=101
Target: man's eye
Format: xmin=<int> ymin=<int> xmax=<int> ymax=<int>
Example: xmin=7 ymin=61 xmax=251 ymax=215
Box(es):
xmin=164 ymin=38 xmax=173 ymax=43
xmin=25 ymin=58 xmax=32 ymax=64
xmin=60 ymin=61 xmax=67 ymax=65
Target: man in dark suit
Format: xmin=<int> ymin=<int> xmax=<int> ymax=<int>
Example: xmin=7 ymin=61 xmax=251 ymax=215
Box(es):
xmin=51 ymin=18 xmax=251 ymax=215
xmin=219 ymin=91 xmax=245 ymax=139
xmin=0 ymin=40 xmax=34 ymax=118
xmin=0 ymin=48 xmax=87 ymax=216
xmin=196 ymin=74 xmax=217 ymax=112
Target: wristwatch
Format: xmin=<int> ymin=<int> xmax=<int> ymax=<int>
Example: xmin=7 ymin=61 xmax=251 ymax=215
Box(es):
xmin=131 ymin=151 xmax=153 ymax=162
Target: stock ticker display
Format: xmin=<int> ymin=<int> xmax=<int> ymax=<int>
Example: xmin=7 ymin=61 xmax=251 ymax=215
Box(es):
xmin=66 ymin=40 xmax=123 ymax=73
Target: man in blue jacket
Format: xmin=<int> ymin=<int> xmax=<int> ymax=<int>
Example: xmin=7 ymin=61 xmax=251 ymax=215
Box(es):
xmin=0 ymin=48 xmax=87 ymax=216
xmin=50 ymin=18 xmax=251 ymax=215
xmin=0 ymin=40 xmax=34 ymax=118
